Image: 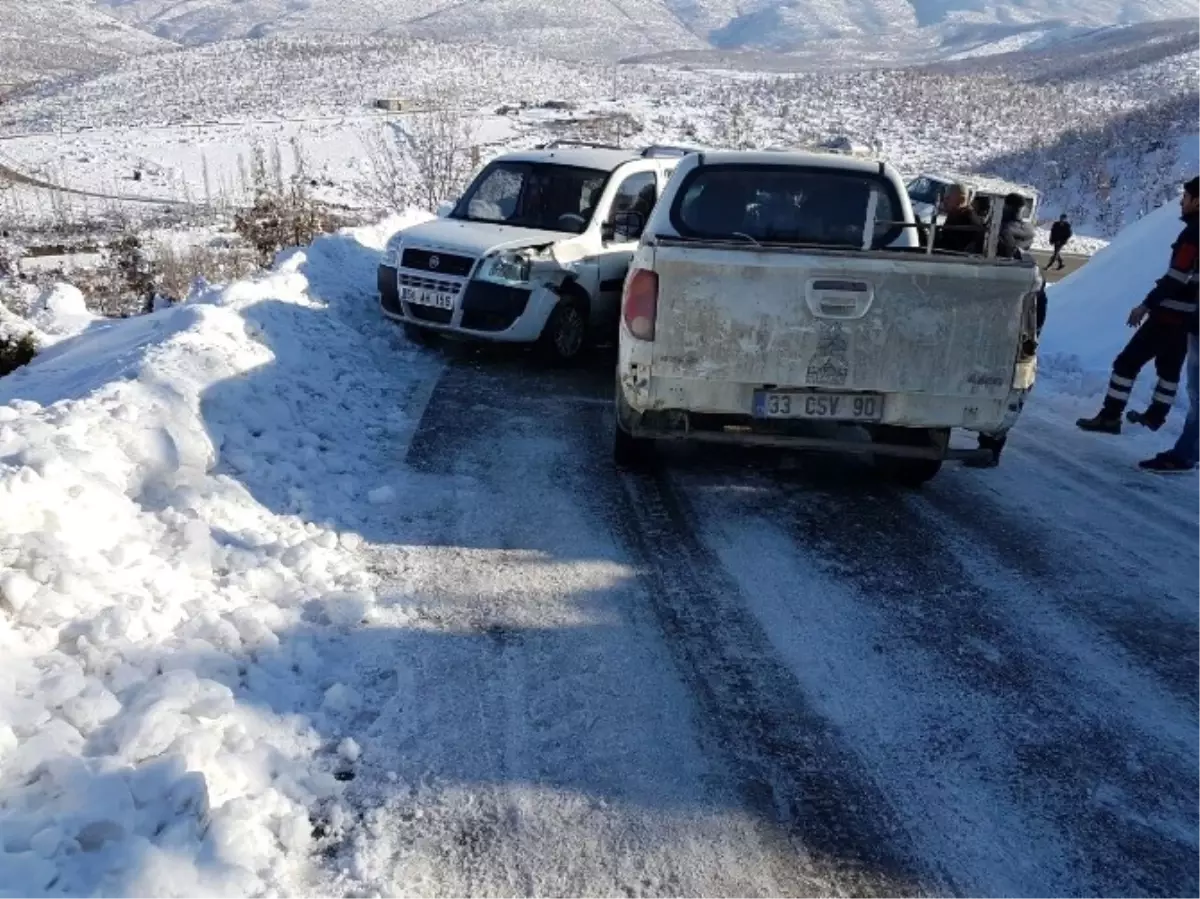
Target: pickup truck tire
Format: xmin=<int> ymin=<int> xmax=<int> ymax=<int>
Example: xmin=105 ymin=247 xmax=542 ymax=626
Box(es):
xmin=613 ymin=422 xmax=653 ymax=469
xmin=872 ymin=426 xmax=945 ymax=487
xmin=537 ymin=293 xmax=590 ymax=365
xmin=613 ymin=386 xmax=654 ymax=469
xmin=876 ymin=456 xmax=943 ymax=487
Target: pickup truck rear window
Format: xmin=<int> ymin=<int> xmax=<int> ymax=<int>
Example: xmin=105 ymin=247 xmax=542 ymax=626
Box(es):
xmin=670 ymin=164 xmax=904 ymax=249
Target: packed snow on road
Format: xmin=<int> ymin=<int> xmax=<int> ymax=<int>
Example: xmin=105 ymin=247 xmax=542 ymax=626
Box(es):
xmin=0 ymin=205 xmax=1195 ymax=896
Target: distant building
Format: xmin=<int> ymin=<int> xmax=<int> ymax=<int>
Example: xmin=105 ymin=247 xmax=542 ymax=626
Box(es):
xmin=373 ymin=98 xmax=405 ymax=112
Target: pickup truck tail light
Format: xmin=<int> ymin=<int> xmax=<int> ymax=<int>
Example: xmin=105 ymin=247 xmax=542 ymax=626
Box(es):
xmin=622 ymin=269 xmax=658 ymax=341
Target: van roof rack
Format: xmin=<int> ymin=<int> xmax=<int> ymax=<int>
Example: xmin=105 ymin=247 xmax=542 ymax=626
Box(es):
xmin=535 ymin=139 xmax=626 ymax=151
xmin=640 ymin=144 xmax=702 ymax=158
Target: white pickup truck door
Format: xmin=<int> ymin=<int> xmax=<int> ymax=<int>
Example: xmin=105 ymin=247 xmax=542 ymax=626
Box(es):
xmin=648 ymin=244 xmax=1038 ymax=400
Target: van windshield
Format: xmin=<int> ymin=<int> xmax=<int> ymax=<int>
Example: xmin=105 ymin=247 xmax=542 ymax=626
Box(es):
xmin=670 ymin=165 xmax=904 ymax=249
xmin=906 ymin=177 xmax=943 ymax=206
xmin=452 ymin=162 xmax=609 ymax=234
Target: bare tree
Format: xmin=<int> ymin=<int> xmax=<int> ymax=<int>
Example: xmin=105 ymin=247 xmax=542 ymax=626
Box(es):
xmin=360 ymin=89 xmax=480 ymax=212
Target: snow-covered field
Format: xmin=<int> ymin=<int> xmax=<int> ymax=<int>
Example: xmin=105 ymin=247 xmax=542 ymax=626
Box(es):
xmin=1 ymin=22 xmax=1195 ymax=239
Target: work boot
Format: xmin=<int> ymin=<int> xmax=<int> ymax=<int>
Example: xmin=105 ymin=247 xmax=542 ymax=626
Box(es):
xmin=1138 ymin=452 xmax=1196 ymax=474
xmin=1076 ymin=412 xmax=1122 ymax=434
xmin=1126 ymin=405 xmax=1168 ymax=431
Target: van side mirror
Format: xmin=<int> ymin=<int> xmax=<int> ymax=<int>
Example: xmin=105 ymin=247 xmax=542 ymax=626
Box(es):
xmin=607 ymin=210 xmax=645 ymax=243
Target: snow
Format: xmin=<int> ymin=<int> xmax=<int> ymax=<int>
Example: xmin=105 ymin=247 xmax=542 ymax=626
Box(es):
xmin=25 ymin=284 xmax=97 ymax=339
xmin=1041 ymin=200 xmax=1188 ymax=378
xmin=85 ymin=0 xmax=1197 ymax=61
xmin=0 ymin=209 xmax=435 ymax=895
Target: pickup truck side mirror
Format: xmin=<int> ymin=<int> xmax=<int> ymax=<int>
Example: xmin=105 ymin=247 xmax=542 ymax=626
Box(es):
xmin=605 ymin=210 xmax=645 ymax=243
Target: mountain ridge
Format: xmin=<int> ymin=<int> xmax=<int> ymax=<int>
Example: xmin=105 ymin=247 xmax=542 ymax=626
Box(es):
xmin=89 ymin=0 xmax=1199 ymax=60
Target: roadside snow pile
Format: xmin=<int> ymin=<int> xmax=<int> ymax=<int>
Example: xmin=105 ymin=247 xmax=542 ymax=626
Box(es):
xmin=0 ymin=210 xmax=432 ymax=895
xmin=1040 ymin=202 xmax=1187 ymax=390
xmin=26 ymin=284 xmax=98 ymax=339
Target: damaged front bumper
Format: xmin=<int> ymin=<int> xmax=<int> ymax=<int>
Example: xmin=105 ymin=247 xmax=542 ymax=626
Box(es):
xmin=379 ymin=246 xmax=579 ymax=343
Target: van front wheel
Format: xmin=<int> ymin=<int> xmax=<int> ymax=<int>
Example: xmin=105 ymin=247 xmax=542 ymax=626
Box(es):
xmin=538 ymin=294 xmax=589 ymax=365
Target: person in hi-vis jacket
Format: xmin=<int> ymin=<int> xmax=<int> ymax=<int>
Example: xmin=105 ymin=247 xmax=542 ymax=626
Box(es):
xmin=1077 ymin=177 xmax=1200 ymax=435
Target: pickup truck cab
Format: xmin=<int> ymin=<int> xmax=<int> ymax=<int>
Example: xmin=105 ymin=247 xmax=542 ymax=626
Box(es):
xmin=378 ymin=142 xmax=689 ymax=363
xmin=613 ymin=149 xmax=1042 ymax=484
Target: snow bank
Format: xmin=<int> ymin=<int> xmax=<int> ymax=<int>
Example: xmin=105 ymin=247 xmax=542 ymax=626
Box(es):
xmin=0 ymin=210 xmax=431 ymax=895
xmin=1040 ymin=201 xmax=1189 ymax=390
xmin=27 ymin=283 xmax=99 ymax=339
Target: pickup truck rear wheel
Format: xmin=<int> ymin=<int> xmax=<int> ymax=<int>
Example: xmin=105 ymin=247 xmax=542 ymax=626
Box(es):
xmin=614 ymin=421 xmax=653 ymax=469
xmin=538 ymin=293 xmax=589 ymax=365
xmin=872 ymin=426 xmax=945 ymax=487
xmin=613 ymin=386 xmax=654 ymax=469
xmin=877 ymin=456 xmax=943 ymax=487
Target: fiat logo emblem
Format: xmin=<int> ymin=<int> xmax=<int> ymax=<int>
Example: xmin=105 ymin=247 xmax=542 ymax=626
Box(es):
xmin=429 ymin=255 xmax=440 ymax=269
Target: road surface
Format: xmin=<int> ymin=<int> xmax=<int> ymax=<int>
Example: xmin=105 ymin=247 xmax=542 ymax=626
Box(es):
xmin=0 ymin=158 xmax=191 ymax=206
xmin=1032 ymin=250 xmax=1089 ymax=284
xmin=301 ymin=340 xmax=1197 ymax=898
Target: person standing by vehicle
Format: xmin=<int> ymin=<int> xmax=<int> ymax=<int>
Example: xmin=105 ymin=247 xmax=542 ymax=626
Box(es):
xmin=1132 ymin=175 xmax=1200 ymax=470
xmin=1046 ymin=214 xmax=1072 ymax=270
xmin=1077 ymin=177 xmax=1199 ymax=435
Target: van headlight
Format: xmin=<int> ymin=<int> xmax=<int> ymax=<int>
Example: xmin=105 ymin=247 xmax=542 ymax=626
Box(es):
xmin=481 ymin=251 xmax=531 ymax=286
xmin=383 ymin=235 xmax=404 ymax=267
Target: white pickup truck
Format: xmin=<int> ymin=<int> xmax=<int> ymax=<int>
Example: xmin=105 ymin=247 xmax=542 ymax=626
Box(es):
xmin=613 ymin=149 xmax=1041 ymax=484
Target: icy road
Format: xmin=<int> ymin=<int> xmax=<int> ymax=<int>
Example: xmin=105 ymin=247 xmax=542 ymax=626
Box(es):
xmin=312 ymin=349 xmax=1199 ymax=897
xmin=0 ymin=220 xmax=1194 ymax=897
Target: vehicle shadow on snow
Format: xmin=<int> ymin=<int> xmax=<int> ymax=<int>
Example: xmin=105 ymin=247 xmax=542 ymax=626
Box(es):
xmin=195 ymin=288 xmax=620 ymax=552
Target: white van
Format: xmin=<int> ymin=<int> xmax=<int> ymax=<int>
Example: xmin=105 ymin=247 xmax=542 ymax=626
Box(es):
xmin=378 ymin=142 xmax=690 ymax=363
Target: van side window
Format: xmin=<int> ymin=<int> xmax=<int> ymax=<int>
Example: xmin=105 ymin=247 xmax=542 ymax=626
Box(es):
xmin=609 ymin=171 xmax=657 ymax=241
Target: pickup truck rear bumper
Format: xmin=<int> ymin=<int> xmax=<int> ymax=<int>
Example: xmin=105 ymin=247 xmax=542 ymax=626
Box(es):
xmin=619 ymin=373 xmax=1028 ymax=433
xmin=619 ymin=403 xmax=1001 ymax=463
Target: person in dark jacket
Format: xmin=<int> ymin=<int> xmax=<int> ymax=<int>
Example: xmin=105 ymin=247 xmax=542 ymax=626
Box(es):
xmin=933 ymin=183 xmax=985 ymax=254
xmin=1077 ymin=176 xmax=1200 ymax=435
xmin=969 ymin=193 xmax=1045 ymax=467
xmin=996 ymin=192 xmax=1048 ymax=334
xmin=1132 ymin=175 xmax=1200 ymax=470
xmin=1046 ymin=214 xmax=1072 ymax=270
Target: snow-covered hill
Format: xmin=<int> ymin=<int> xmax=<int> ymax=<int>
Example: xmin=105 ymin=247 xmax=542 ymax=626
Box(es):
xmin=1043 ymin=197 xmax=1196 ymax=379
xmin=0 ymin=0 xmax=172 ymax=85
xmin=88 ymin=0 xmax=1200 ymax=60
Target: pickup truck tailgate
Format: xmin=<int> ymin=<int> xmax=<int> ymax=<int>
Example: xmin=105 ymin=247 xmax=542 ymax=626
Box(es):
xmin=648 ymin=243 xmax=1038 ymax=398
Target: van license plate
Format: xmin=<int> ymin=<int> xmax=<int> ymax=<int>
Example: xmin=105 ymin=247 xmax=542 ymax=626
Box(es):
xmin=754 ymin=391 xmax=883 ymax=421
xmin=401 ymin=286 xmax=455 ymax=309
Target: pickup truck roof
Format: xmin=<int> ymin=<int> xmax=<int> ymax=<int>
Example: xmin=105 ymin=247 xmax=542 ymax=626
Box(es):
xmin=494 ymin=146 xmax=645 ymax=171
xmin=699 ymin=149 xmax=887 ymax=174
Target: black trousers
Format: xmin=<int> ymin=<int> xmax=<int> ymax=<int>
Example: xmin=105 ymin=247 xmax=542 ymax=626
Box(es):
xmin=1047 ymin=244 xmax=1065 ymax=268
xmin=1102 ymin=318 xmax=1189 ymax=414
